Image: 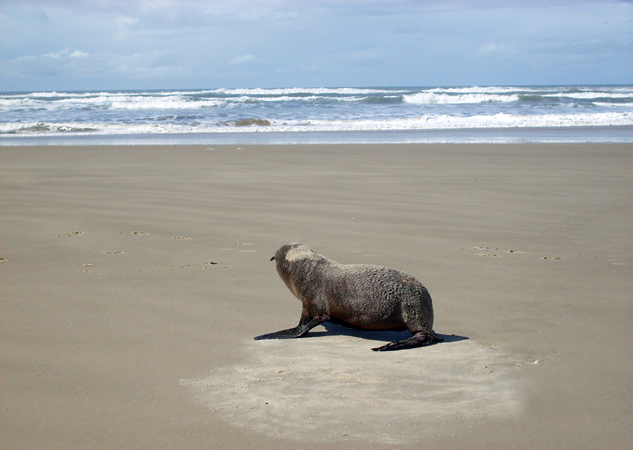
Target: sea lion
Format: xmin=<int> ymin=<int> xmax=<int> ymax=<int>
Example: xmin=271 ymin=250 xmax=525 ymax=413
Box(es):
xmin=254 ymin=243 xmax=442 ymax=351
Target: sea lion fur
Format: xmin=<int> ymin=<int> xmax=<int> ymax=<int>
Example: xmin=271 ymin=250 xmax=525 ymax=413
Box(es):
xmin=254 ymin=243 xmax=442 ymax=351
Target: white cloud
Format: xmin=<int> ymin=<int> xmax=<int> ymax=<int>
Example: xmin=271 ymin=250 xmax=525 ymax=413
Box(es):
xmin=479 ymin=42 xmax=503 ymax=55
xmin=229 ymin=54 xmax=262 ymax=65
xmin=3 ymin=48 xmax=88 ymax=69
xmin=69 ymin=50 xmax=89 ymax=58
xmin=43 ymin=48 xmax=85 ymax=59
xmin=0 ymin=48 xmax=191 ymax=84
xmin=478 ymin=42 xmax=518 ymax=57
xmin=115 ymin=16 xmax=139 ymax=31
xmin=1 ymin=0 xmax=632 ymax=89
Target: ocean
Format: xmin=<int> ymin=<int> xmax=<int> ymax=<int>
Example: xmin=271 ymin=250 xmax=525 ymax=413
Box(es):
xmin=1 ymin=85 xmax=632 ymax=145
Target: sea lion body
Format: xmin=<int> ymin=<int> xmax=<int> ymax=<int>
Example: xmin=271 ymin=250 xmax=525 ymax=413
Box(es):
xmin=254 ymin=243 xmax=442 ymax=351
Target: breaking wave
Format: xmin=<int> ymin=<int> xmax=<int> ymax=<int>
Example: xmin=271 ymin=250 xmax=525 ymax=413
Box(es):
xmin=403 ymin=92 xmax=519 ymax=104
xmin=2 ymin=85 xmax=632 ymax=143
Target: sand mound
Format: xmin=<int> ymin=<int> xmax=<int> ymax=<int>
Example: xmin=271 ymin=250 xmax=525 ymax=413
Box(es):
xmin=182 ymin=331 xmax=523 ymax=444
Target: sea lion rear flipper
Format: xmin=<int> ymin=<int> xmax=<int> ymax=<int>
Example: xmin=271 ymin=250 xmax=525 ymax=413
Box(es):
xmin=254 ymin=316 xmax=326 ymax=340
xmin=371 ymin=331 xmax=443 ymax=352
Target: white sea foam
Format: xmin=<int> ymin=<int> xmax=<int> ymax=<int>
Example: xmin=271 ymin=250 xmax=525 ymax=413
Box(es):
xmin=109 ymin=96 xmax=223 ymax=109
xmin=0 ymin=93 xmax=366 ymax=112
xmin=3 ymin=112 xmax=631 ymax=137
xmin=2 ymin=86 xmax=632 ymax=143
xmin=210 ymin=87 xmax=399 ymax=95
xmin=403 ymin=92 xmax=520 ymax=104
xmin=593 ymin=102 xmax=633 ymax=107
xmin=543 ymin=92 xmax=633 ymax=99
xmin=305 ymin=112 xmax=633 ymax=131
xmin=428 ymin=86 xmax=527 ymax=94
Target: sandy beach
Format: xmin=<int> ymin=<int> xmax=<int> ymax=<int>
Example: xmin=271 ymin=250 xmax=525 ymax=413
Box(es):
xmin=2 ymin=143 xmax=632 ymax=448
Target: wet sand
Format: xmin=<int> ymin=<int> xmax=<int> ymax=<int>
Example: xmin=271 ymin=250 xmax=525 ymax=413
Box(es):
xmin=2 ymin=143 xmax=632 ymax=448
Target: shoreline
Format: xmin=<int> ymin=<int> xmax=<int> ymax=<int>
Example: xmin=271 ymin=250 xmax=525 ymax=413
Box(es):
xmin=2 ymin=125 xmax=633 ymax=146
xmin=2 ymin=143 xmax=632 ymax=448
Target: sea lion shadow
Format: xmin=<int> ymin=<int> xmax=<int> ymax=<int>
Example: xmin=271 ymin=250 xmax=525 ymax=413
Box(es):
xmin=306 ymin=322 xmax=468 ymax=344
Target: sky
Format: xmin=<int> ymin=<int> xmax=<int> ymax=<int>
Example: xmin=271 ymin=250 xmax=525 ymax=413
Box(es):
xmin=1 ymin=0 xmax=632 ymax=91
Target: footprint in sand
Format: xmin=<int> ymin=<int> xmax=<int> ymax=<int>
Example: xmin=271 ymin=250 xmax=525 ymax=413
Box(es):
xmin=606 ymin=257 xmax=626 ymax=265
xmin=61 ymin=231 xmax=84 ymax=237
xmin=167 ymin=262 xmax=230 ymax=270
xmin=465 ymin=247 xmax=538 ymax=258
xmin=203 ymin=261 xmax=230 ymax=268
xmin=221 ymin=243 xmax=257 ymax=252
xmin=506 ymin=249 xmax=530 ymax=255
xmin=235 ymin=242 xmax=256 ymax=252
xmin=466 ymin=246 xmax=502 ymax=257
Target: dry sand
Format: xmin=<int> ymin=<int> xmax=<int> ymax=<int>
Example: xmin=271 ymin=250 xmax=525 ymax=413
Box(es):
xmin=1 ymin=143 xmax=632 ymax=448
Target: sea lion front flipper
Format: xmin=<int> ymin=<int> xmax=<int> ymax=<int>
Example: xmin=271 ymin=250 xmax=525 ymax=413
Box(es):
xmin=371 ymin=331 xmax=443 ymax=351
xmin=254 ymin=316 xmax=326 ymax=340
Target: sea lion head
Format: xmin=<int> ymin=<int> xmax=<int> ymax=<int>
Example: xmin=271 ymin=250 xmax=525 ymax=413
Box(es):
xmin=270 ymin=243 xmax=316 ymax=264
